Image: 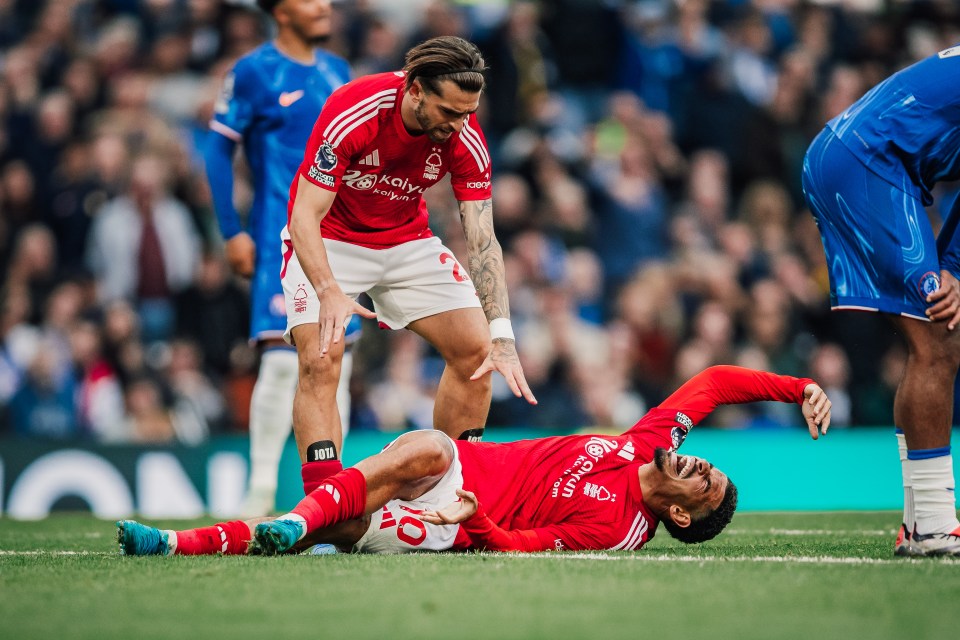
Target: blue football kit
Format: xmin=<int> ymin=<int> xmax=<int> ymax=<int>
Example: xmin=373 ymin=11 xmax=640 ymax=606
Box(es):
xmin=205 ymin=42 xmax=361 ymax=341
xmin=802 ymin=45 xmax=960 ymax=319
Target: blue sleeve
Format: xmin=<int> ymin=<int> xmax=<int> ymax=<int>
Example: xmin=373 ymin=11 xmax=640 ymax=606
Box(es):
xmin=211 ymin=59 xmax=259 ymax=138
xmin=204 ymin=132 xmax=242 ymax=239
xmin=938 ymin=191 xmax=960 ymax=277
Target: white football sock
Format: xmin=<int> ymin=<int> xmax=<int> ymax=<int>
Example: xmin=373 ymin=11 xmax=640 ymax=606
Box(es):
xmin=896 ymin=432 xmax=915 ymax=531
xmin=337 ymin=349 xmax=353 ymax=439
xmin=247 ymin=349 xmax=299 ymax=500
xmin=908 ymin=453 xmax=959 ymax=534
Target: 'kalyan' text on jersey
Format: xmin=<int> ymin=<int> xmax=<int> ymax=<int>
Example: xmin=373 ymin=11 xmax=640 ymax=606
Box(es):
xmin=291 ymin=72 xmax=493 ymax=249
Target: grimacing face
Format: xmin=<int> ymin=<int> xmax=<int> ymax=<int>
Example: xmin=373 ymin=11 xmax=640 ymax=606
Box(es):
xmin=411 ymin=79 xmax=480 ymax=144
xmin=653 ymin=447 xmax=728 ymax=519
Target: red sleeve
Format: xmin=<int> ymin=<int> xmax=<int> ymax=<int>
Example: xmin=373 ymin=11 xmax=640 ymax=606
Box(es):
xmin=449 ymin=115 xmax=492 ymax=201
xmin=657 ymin=365 xmax=814 ymax=426
xmin=459 ymin=505 xmax=597 ymax=552
xmin=298 ymin=78 xmax=395 ymax=191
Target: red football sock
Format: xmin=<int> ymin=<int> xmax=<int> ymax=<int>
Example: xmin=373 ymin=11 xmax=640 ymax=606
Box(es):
xmin=302 ymin=460 xmax=344 ymax=494
xmin=174 ymin=520 xmax=251 ymax=555
xmin=290 ymin=468 xmax=367 ymax=533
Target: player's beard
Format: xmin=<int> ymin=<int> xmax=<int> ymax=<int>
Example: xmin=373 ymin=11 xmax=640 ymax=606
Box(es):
xmin=653 ymin=447 xmax=669 ymax=473
xmin=414 ymin=100 xmax=453 ymax=144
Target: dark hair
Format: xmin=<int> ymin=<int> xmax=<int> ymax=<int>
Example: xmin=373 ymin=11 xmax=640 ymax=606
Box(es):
xmin=256 ymin=0 xmax=282 ymax=15
xmin=403 ymin=36 xmax=486 ymax=95
xmin=662 ymin=479 xmax=738 ymax=544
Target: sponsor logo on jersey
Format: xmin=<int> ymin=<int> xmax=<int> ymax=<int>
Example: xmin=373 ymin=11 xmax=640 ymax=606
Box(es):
xmin=307 ymin=166 xmax=335 ymax=187
xmin=342 ymin=170 xmax=377 ymax=190
xmin=465 ymin=181 xmax=491 ymax=190
xmin=554 ymin=539 xmax=565 ymax=551
xmin=616 ymin=441 xmax=635 ymax=461
xmin=939 ymin=45 xmax=960 ymax=59
xmin=278 ymin=90 xmax=305 ymax=107
xmin=584 ymin=437 xmax=618 ymax=461
xmin=423 ymin=148 xmax=442 ymax=180
xmin=670 ymin=426 xmax=688 ymax=451
xmin=583 ymin=482 xmax=616 ymax=503
xmin=918 ymin=271 xmax=941 ymax=297
xmin=293 ymin=284 xmax=309 ymax=313
xmin=314 ymin=141 xmax=338 ymax=171
xmin=359 ymin=149 xmax=380 ymax=166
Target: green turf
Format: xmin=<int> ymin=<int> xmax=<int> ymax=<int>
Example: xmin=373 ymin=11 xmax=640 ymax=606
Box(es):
xmin=1 ymin=512 xmax=957 ymax=640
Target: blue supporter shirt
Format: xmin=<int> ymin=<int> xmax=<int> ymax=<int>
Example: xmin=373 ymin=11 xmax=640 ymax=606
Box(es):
xmin=827 ymin=44 xmax=960 ymax=206
xmin=207 ymin=42 xmax=350 ymax=340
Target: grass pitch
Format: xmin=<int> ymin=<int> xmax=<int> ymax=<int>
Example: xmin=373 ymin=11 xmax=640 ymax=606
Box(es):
xmin=1 ymin=512 xmax=957 ymax=640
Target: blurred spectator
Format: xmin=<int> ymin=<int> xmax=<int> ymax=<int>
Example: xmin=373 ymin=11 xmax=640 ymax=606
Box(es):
xmin=2 ymin=0 xmax=956 ymax=440
xmin=86 ymin=153 xmax=200 ymax=342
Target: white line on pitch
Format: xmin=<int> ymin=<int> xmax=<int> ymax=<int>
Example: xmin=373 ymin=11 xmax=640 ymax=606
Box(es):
xmin=0 ymin=550 xmax=111 ymax=556
xmin=512 ymin=552 xmax=960 ymax=566
xmin=725 ymin=529 xmax=895 ymax=536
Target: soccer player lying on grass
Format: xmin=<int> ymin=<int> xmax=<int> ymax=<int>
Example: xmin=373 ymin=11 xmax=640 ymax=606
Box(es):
xmin=118 ymin=366 xmax=831 ymax=556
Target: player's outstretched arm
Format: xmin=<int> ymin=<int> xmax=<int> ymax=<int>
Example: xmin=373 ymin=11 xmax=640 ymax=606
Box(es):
xmin=801 ymin=383 xmax=832 ymax=440
xmin=289 ymin=175 xmax=376 ymax=356
xmin=458 ymin=198 xmax=537 ymax=405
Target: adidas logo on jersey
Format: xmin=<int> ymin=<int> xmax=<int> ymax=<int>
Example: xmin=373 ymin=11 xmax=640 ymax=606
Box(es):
xmin=359 ymin=149 xmax=380 ymax=166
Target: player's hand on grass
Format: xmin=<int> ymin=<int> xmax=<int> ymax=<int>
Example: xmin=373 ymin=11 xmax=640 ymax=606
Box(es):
xmin=317 ymin=286 xmax=376 ymax=357
xmin=802 ymin=383 xmax=832 ymax=439
xmin=470 ymin=339 xmax=538 ymax=405
xmin=419 ymin=489 xmax=478 ymax=525
xmin=225 ymin=232 xmax=256 ymax=277
xmin=926 ymin=270 xmax=960 ymax=330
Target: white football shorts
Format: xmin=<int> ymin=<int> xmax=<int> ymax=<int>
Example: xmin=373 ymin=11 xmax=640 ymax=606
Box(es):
xmin=280 ymin=233 xmax=480 ymax=343
xmin=352 ymin=432 xmax=463 ymax=554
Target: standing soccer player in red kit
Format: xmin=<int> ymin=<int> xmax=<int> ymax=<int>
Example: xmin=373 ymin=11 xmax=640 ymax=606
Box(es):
xmin=281 ymin=36 xmax=536 ymax=495
xmin=118 ymin=366 xmax=832 ymax=556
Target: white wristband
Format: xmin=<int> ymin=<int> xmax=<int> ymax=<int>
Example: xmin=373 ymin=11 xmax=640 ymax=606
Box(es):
xmin=489 ymin=318 xmax=515 ymax=341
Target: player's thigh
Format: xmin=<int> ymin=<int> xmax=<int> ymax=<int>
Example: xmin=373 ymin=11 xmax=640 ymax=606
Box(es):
xmin=803 ymin=130 xmax=939 ymax=318
xmin=281 ymin=238 xmax=380 ymax=344
xmin=407 ymin=307 xmax=489 ymax=367
xmin=353 ymin=438 xmax=463 ymax=554
xmin=367 ymin=237 xmax=481 ymax=330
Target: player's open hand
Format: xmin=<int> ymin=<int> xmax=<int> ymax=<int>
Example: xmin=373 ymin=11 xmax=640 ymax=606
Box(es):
xmin=317 ymin=286 xmax=376 ymax=357
xmin=926 ymin=270 xmax=960 ymax=330
xmin=418 ymin=489 xmax=479 ymax=526
xmin=470 ymin=339 xmax=537 ymax=405
xmin=225 ymin=232 xmax=256 ymax=277
xmin=802 ymin=383 xmax=832 ymax=439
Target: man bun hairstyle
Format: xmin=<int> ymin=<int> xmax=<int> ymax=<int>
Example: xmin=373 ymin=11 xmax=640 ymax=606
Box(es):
xmin=256 ymin=0 xmax=282 ymax=15
xmin=403 ymin=36 xmax=487 ymax=95
xmin=662 ymin=479 xmax=739 ymax=544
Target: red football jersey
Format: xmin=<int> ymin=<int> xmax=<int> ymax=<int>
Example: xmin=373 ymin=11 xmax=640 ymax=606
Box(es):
xmin=454 ymin=366 xmax=813 ymax=552
xmin=290 ymin=71 xmax=493 ymax=249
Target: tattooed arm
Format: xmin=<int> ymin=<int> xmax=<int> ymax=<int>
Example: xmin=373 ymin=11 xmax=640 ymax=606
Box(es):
xmin=459 ymin=198 xmax=537 ymax=405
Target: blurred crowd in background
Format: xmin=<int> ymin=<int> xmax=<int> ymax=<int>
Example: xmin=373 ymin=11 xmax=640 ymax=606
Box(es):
xmin=1 ymin=0 xmax=959 ymax=443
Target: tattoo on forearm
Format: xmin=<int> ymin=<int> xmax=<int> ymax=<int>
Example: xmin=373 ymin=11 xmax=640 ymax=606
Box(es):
xmin=459 ymin=199 xmax=510 ymax=321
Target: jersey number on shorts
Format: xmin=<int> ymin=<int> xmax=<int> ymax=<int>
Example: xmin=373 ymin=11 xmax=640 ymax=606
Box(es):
xmin=378 ymin=505 xmax=428 ymax=546
xmin=439 ymin=252 xmax=469 ymax=283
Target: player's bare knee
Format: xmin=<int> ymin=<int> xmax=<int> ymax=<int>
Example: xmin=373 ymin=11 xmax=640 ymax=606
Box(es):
xmin=297 ymin=349 xmax=342 ymax=390
xmin=446 ymin=338 xmax=489 ymax=379
xmin=392 ymin=431 xmax=453 ymax=478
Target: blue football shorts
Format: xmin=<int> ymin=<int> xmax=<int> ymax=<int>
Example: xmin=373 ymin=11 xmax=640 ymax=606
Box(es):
xmin=802 ymin=128 xmax=942 ymax=321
